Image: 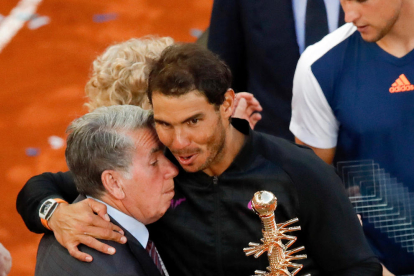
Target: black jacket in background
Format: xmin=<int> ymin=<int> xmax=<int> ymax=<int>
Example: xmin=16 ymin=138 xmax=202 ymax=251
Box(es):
xmin=208 ymin=0 xmax=300 ymax=140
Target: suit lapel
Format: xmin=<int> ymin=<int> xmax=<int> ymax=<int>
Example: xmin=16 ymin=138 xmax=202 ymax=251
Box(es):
xmin=74 ymin=195 xmax=163 ymax=276
xmin=111 ymin=217 xmax=163 ymax=276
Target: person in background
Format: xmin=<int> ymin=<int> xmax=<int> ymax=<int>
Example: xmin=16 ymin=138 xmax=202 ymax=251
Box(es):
xmin=84 ymin=36 xmax=173 ymax=111
xmin=208 ymin=0 xmax=344 ymax=140
xmin=0 ymin=243 xmax=11 ymax=276
xmin=290 ymin=0 xmax=414 ymax=275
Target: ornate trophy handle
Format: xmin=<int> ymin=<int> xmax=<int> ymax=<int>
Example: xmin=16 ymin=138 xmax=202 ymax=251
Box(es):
xmin=243 ymin=191 xmax=309 ymax=276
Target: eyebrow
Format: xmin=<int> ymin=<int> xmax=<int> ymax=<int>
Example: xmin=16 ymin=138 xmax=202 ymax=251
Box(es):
xmin=183 ymin=113 xmax=204 ymax=123
xmin=154 ymin=113 xmax=204 ymax=125
xmin=149 ymin=145 xmax=165 ymax=155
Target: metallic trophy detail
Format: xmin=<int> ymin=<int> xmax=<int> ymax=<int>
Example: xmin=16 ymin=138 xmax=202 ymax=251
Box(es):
xmin=244 ymin=191 xmax=307 ymax=276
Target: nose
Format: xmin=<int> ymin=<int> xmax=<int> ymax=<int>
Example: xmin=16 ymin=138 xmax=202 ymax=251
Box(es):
xmin=164 ymin=160 xmax=179 ymax=179
xmin=342 ymin=1 xmax=360 ymax=23
xmin=171 ymin=128 xmax=191 ymax=150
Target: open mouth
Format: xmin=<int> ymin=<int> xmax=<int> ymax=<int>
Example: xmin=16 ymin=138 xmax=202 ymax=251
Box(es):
xmin=176 ymin=154 xmax=197 ymax=165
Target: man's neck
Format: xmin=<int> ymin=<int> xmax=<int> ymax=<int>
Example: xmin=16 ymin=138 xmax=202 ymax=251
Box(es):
xmin=88 ymin=195 xmax=149 ymax=247
xmin=377 ymin=1 xmax=414 ymax=58
xmin=202 ymin=124 xmax=246 ymax=177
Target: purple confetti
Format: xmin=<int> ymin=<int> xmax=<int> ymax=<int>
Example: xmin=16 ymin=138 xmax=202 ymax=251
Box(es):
xmin=93 ymin=13 xmax=118 ymax=23
xmin=25 ymin=147 xmax=40 ymax=156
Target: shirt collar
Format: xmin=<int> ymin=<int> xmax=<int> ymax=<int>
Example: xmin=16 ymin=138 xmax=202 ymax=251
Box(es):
xmin=87 ymin=196 xmax=149 ymax=248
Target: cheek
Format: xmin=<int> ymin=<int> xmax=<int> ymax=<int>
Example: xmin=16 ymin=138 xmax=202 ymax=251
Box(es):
xmin=193 ymin=128 xmax=218 ymax=146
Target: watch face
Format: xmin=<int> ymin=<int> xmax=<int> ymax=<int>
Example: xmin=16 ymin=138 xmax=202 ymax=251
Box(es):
xmin=40 ymin=201 xmax=53 ymax=214
xmin=40 ymin=200 xmax=58 ymax=220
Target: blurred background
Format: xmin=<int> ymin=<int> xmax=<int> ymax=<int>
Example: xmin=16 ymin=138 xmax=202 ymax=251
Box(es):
xmin=0 ymin=0 xmax=212 ymax=274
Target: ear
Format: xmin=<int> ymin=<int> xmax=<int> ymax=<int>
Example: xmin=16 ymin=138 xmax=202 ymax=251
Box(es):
xmin=101 ymin=170 xmax=126 ymax=200
xmin=221 ymin=89 xmax=236 ymax=119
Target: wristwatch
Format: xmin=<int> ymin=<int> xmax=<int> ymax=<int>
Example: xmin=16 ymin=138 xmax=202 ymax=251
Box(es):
xmin=39 ymin=198 xmax=67 ymax=230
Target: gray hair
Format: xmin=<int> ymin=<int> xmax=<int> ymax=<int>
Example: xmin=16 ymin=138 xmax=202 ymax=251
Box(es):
xmin=65 ymin=105 xmax=154 ymax=198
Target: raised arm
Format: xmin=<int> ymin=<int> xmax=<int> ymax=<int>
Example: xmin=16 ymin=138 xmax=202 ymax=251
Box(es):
xmin=17 ymin=171 xmax=78 ymax=233
xmin=16 ymin=171 xmax=126 ymax=262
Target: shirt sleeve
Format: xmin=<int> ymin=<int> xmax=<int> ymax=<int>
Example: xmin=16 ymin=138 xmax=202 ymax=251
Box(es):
xmin=16 ymin=171 xmax=78 ymax=233
xmin=289 ymin=47 xmax=339 ymax=149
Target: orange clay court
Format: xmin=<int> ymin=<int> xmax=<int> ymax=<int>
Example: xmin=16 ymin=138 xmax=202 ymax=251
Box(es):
xmin=0 ymin=0 xmax=212 ymax=274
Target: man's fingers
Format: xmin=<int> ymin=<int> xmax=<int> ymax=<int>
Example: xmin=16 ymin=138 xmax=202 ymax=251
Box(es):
xmin=246 ymin=98 xmax=262 ymax=112
xmin=82 ymin=224 xmax=127 ymax=244
xmin=233 ymin=98 xmax=248 ymax=119
xmin=86 ymin=198 xmax=110 ymax=222
xmin=78 ymin=235 xmax=118 ymax=256
xmin=248 ymin=102 xmax=263 ymax=113
xmin=241 ymin=92 xmax=262 ymax=111
xmin=233 ymin=93 xmax=262 ymax=129
xmin=86 ymin=215 xmax=124 ymax=236
xmin=249 ymin=113 xmax=262 ymax=129
xmin=246 ymin=105 xmax=262 ymax=118
xmin=67 ymin=244 xmax=93 ymax=262
xmin=236 ymin=92 xmax=263 ymax=112
xmin=236 ymin=92 xmax=254 ymax=100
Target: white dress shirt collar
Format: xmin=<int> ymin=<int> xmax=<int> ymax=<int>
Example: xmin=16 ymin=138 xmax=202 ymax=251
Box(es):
xmin=87 ymin=196 xmax=149 ymax=248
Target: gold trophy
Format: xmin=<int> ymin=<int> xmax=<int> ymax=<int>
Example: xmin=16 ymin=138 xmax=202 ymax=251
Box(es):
xmin=244 ymin=191 xmax=308 ymax=276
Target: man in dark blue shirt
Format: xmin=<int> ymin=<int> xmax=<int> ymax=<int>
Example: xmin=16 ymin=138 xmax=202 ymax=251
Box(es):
xmin=290 ymin=0 xmax=414 ymax=274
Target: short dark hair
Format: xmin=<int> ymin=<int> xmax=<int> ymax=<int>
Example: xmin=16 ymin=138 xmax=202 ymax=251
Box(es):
xmin=147 ymin=43 xmax=232 ymax=107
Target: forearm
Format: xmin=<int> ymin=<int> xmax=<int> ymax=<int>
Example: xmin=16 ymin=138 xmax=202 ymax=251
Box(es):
xmin=16 ymin=171 xmax=78 ymax=233
xmin=294 ymin=137 xmax=336 ymax=164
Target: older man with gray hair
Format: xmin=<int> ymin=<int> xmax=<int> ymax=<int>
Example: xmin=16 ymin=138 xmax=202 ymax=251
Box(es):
xmin=35 ymin=105 xmax=178 ymax=276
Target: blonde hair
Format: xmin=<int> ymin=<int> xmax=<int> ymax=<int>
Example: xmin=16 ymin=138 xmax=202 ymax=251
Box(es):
xmin=85 ymin=36 xmax=174 ymax=111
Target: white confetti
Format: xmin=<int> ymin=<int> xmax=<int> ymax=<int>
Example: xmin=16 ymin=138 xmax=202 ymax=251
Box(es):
xmin=190 ymin=28 xmax=203 ymax=38
xmin=0 ymin=0 xmax=44 ymax=53
xmin=48 ymin=135 xmax=65 ymax=149
xmin=28 ymin=15 xmax=50 ymax=29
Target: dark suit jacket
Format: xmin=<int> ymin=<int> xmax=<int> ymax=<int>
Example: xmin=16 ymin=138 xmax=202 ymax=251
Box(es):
xmin=208 ymin=1 xmax=344 ymax=140
xmin=208 ymin=0 xmax=300 ymax=140
xmin=35 ymin=195 xmax=162 ymax=276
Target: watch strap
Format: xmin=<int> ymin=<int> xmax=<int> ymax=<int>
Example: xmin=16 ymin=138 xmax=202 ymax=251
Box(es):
xmin=40 ymin=198 xmax=68 ymax=231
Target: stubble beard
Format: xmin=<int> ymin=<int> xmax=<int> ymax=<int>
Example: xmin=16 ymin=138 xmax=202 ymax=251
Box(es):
xmin=195 ymin=116 xmax=227 ymax=173
xmin=363 ymin=10 xmax=400 ymax=43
